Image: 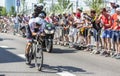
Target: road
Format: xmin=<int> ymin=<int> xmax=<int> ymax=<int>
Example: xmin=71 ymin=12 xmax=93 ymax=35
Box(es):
xmin=0 ymin=33 xmax=120 ymax=76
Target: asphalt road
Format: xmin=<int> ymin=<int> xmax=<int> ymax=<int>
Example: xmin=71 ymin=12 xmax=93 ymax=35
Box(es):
xmin=0 ymin=33 xmax=120 ymax=76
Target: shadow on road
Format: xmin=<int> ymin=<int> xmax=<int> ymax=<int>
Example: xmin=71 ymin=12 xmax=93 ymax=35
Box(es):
xmin=0 ymin=74 xmax=5 ymax=76
xmin=43 ymin=64 xmax=86 ymax=72
xmin=0 ymin=38 xmax=3 ymax=41
xmin=52 ymin=48 xmax=78 ymax=54
xmin=0 ymin=38 xmax=14 ymax=41
xmin=0 ymin=47 xmax=25 ymax=63
xmin=41 ymin=64 xmax=94 ymax=74
xmin=29 ymin=64 xmax=86 ymax=73
xmin=25 ymin=64 xmax=94 ymax=74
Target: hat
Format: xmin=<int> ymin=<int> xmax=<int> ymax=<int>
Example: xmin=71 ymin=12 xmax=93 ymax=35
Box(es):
xmin=116 ymin=8 xmax=120 ymax=11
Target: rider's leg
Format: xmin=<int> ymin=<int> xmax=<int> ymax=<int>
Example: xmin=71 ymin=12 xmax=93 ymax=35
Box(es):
xmin=25 ymin=42 xmax=32 ymax=55
xmin=25 ymin=40 xmax=32 ymax=62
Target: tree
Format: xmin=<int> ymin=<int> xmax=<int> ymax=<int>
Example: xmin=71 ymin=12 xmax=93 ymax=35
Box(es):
xmin=0 ymin=6 xmax=3 ymax=15
xmin=51 ymin=0 xmax=70 ymax=13
xmin=0 ymin=6 xmax=2 ymax=11
xmin=58 ymin=0 xmax=70 ymax=9
xmin=85 ymin=0 xmax=104 ymax=13
xmin=63 ymin=0 xmax=70 ymax=9
xmin=38 ymin=0 xmax=44 ymax=3
xmin=1 ymin=7 xmax=7 ymax=16
xmin=9 ymin=6 xmax=16 ymax=16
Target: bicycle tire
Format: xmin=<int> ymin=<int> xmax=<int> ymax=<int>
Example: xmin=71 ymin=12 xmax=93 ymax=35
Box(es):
xmin=28 ymin=44 xmax=34 ymax=65
xmin=35 ymin=44 xmax=43 ymax=71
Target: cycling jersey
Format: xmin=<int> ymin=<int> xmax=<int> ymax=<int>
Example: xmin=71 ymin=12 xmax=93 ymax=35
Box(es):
xmin=26 ymin=17 xmax=47 ymax=39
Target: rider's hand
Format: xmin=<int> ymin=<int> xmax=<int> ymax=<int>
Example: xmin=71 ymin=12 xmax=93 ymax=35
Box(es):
xmin=40 ymin=33 xmax=45 ymax=36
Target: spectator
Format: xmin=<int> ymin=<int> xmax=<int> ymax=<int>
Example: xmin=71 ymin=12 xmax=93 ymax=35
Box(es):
xmin=109 ymin=0 xmax=116 ymax=15
xmin=89 ymin=10 xmax=102 ymax=54
xmin=111 ymin=8 xmax=120 ymax=58
xmin=98 ymin=8 xmax=112 ymax=57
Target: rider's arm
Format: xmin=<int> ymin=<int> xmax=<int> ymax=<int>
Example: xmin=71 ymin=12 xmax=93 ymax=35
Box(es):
xmin=29 ymin=22 xmax=37 ymax=36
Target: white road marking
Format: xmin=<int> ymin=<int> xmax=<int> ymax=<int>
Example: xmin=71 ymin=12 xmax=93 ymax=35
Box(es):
xmin=0 ymin=46 xmax=9 ymax=48
xmin=57 ymin=71 xmax=76 ymax=76
xmin=18 ymin=54 xmax=26 ymax=59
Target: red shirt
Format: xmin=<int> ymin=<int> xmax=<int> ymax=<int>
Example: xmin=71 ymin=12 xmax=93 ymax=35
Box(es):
xmin=76 ymin=13 xmax=81 ymax=18
xmin=101 ymin=14 xmax=112 ymax=29
xmin=111 ymin=13 xmax=120 ymax=30
xmin=117 ymin=25 xmax=120 ymax=30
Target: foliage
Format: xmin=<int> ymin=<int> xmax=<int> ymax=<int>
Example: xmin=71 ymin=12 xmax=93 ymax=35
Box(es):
xmin=51 ymin=4 xmax=64 ymax=14
xmin=0 ymin=6 xmax=2 ymax=11
xmin=9 ymin=6 xmax=16 ymax=16
xmin=58 ymin=0 xmax=70 ymax=9
xmin=38 ymin=0 xmax=44 ymax=3
xmin=0 ymin=6 xmax=3 ymax=15
xmin=1 ymin=7 xmax=7 ymax=16
xmin=50 ymin=0 xmax=71 ymax=14
xmin=85 ymin=0 xmax=104 ymax=13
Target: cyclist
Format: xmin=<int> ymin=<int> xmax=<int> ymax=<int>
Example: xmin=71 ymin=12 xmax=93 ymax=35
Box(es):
xmin=25 ymin=13 xmax=46 ymax=64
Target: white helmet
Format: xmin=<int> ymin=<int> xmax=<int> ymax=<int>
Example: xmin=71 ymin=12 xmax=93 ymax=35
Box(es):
xmin=39 ymin=13 xmax=45 ymax=18
xmin=37 ymin=3 xmax=44 ymax=7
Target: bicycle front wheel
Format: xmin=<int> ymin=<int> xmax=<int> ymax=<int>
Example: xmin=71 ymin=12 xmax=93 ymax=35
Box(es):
xmin=35 ymin=44 xmax=43 ymax=71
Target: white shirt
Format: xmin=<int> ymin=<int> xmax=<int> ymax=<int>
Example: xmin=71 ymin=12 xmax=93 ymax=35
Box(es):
xmin=13 ymin=17 xmax=19 ymax=24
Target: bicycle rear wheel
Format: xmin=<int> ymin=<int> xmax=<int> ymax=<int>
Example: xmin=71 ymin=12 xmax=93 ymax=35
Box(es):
xmin=35 ymin=44 xmax=43 ymax=71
